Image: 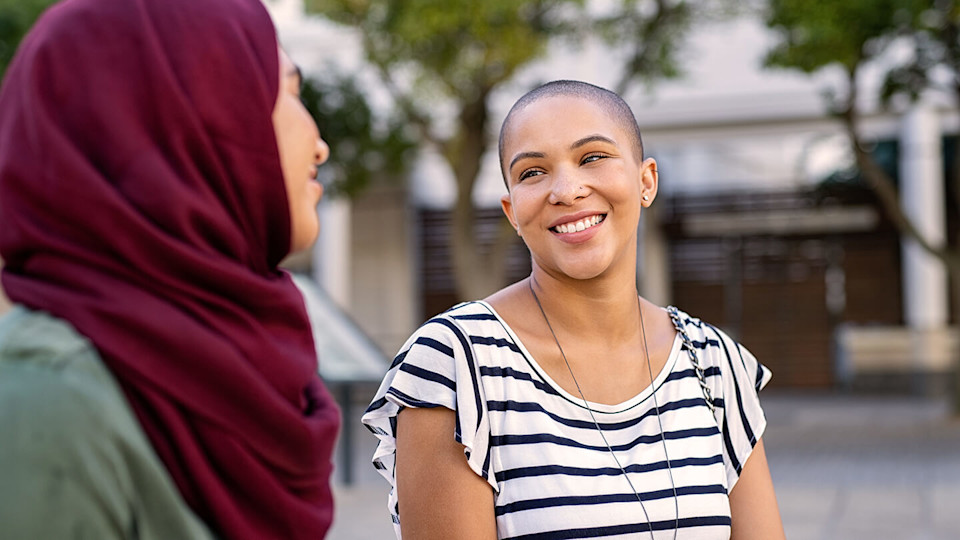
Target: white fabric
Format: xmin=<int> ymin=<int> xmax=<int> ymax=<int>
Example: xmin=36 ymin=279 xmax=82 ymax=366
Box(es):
xmin=362 ymin=301 xmax=771 ymax=539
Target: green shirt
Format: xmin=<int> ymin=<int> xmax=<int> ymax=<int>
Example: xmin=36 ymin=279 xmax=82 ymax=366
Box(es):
xmin=0 ymin=307 xmax=215 ymax=540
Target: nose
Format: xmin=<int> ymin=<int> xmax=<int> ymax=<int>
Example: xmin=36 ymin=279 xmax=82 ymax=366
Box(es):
xmin=547 ymin=168 xmax=586 ymax=205
xmin=315 ymin=136 xmax=330 ymax=166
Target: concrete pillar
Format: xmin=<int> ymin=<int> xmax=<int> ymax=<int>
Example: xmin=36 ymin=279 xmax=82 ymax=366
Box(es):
xmin=313 ymin=197 xmax=352 ymax=309
xmin=899 ymin=102 xmax=950 ymax=379
xmin=899 ymin=102 xmax=948 ymax=330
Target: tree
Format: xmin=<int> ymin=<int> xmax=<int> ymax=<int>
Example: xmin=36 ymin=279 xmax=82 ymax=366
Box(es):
xmin=304 ymin=0 xmax=705 ymax=300
xmin=299 ymin=74 xmax=416 ymax=198
xmin=765 ymin=0 xmax=960 ymax=408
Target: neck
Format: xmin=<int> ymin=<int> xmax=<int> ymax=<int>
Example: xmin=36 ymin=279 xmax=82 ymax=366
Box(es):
xmin=528 ymin=265 xmax=641 ymax=341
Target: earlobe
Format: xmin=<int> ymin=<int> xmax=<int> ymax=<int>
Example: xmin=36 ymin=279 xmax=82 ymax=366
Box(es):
xmin=640 ymin=157 xmax=658 ymax=206
xmin=500 ymin=194 xmax=520 ymax=236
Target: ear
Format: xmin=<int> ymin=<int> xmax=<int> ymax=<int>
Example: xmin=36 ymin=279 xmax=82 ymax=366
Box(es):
xmin=639 ymin=157 xmax=658 ymax=207
xmin=500 ymin=193 xmax=521 ymax=236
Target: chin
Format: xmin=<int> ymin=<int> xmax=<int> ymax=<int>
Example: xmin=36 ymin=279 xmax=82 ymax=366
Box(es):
xmin=290 ymin=223 xmax=320 ymax=254
xmin=554 ymin=259 xmax=613 ymax=281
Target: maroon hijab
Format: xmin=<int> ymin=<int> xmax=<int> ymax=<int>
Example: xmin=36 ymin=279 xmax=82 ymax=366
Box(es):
xmin=0 ymin=0 xmax=339 ymax=537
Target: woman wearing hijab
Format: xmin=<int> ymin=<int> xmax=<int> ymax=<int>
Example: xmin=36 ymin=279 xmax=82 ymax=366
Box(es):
xmin=0 ymin=0 xmax=340 ymax=538
xmin=363 ymin=81 xmax=785 ymax=539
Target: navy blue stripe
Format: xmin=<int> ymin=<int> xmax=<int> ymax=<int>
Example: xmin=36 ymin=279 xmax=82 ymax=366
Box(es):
xmin=389 ymin=350 xmax=407 ymax=369
xmin=750 ymin=346 xmax=767 ymax=391
xmin=364 ymin=424 xmax=387 ymax=437
xmin=491 ymin=427 xmax=718 ymax=452
xmin=665 ymin=365 xmax=721 ymax=383
xmin=480 ymin=437 xmax=493 ymax=482
xmin=479 ymin=366 xmax=562 ymax=397
xmin=496 ymin=455 xmax=723 ymax=482
xmin=438 ymin=311 xmax=496 ymax=481
xmin=496 ymin=484 xmax=727 ymax=516
xmin=709 ymin=324 xmax=757 ymax=451
xmin=364 ymin=396 xmax=388 ymax=415
xmin=412 ymin=336 xmax=454 ymax=358
xmin=398 ymin=363 xmax=456 ymax=391
xmin=487 ymin=397 xmax=710 ymax=431
xmin=731 ymin=341 xmax=761 ymax=446
xmin=470 ymin=335 xmax=523 ymax=354
xmin=704 ymin=323 xmax=750 ymax=474
xmin=690 ymin=338 xmax=720 ymax=350
xmin=502 ymin=515 xmax=731 ymax=539
xmin=676 ymin=312 xmax=704 ymax=329
xmin=434 ymin=318 xmax=484 ymax=434
xmin=452 ymin=313 xmax=499 ymax=321
xmin=385 ymin=388 xmax=442 ymax=409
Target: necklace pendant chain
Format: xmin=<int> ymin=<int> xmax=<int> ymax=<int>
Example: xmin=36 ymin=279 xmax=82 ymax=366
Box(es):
xmin=527 ymin=278 xmax=679 ymax=540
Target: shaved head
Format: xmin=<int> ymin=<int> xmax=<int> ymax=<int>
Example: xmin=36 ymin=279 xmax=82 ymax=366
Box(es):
xmin=498 ymin=80 xmax=644 ymax=182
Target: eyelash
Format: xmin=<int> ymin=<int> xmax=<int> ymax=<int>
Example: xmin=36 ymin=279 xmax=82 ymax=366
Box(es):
xmin=582 ymin=153 xmax=607 ymax=165
xmin=516 ymin=153 xmax=609 ymax=182
xmin=518 ymin=169 xmax=543 ymax=182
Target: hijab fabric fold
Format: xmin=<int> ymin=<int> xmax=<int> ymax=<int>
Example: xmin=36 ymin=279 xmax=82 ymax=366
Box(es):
xmin=0 ymin=0 xmax=340 ymax=537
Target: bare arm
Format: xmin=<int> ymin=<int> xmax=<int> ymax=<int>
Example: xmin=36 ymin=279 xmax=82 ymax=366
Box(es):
xmin=729 ymin=438 xmax=786 ymax=540
xmin=395 ymin=407 xmax=497 ymax=540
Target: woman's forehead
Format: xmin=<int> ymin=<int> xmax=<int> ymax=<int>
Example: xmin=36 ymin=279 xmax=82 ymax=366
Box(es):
xmin=506 ymin=96 xmax=624 ymax=145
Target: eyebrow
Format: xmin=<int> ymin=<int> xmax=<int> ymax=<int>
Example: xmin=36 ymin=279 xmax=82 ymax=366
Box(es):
xmin=508 ymin=134 xmax=618 ymax=172
xmin=286 ymin=64 xmax=303 ymax=87
xmin=571 ymin=134 xmax=617 ymax=149
xmin=509 ymin=151 xmax=545 ymax=172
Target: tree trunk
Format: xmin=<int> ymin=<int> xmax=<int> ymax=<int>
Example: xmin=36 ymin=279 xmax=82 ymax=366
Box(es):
xmin=445 ymin=87 xmax=513 ymax=301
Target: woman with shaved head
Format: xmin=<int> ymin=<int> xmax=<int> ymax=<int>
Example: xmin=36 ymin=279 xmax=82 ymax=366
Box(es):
xmin=364 ymin=80 xmax=785 ymax=540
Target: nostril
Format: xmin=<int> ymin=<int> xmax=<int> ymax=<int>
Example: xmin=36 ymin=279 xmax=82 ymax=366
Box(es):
xmin=316 ymin=137 xmax=330 ymax=164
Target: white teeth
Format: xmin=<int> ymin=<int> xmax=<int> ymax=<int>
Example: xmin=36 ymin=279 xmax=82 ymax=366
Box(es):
xmin=553 ymin=214 xmax=604 ymax=234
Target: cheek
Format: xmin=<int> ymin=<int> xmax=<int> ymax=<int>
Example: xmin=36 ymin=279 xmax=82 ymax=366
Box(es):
xmin=509 ymin=190 xmax=542 ymax=226
xmin=274 ymin=100 xmax=313 ymax=168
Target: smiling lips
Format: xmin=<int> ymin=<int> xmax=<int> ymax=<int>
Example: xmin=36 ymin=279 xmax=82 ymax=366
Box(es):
xmin=550 ymin=214 xmax=606 ymax=234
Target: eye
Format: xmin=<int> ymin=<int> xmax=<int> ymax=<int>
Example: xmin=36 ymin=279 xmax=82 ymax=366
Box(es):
xmin=581 ymin=153 xmax=607 ymax=165
xmin=518 ymin=168 xmax=544 ymax=182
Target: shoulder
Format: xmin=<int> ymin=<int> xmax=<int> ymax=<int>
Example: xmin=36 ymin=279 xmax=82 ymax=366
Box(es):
xmin=668 ymin=307 xmax=745 ymax=361
xmin=0 ymin=307 xmax=126 ymax=428
xmin=404 ymin=301 xmax=505 ymax=353
xmin=0 ymin=307 xmax=146 ymax=471
xmin=667 ymin=306 xmax=771 ymax=391
xmin=0 ymin=307 xmax=214 ymax=540
xmin=0 ymin=309 xmax=138 ymax=537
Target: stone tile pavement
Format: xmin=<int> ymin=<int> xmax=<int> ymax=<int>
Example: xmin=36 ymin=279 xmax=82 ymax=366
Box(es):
xmin=326 ymin=392 xmax=960 ymax=539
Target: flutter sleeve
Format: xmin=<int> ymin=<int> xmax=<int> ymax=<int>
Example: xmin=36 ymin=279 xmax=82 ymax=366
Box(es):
xmin=360 ymin=313 xmax=495 ymax=536
xmin=701 ymin=323 xmax=773 ymax=491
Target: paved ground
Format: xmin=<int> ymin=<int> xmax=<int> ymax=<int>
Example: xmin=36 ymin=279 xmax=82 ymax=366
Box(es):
xmin=326 ymin=392 xmax=960 ymax=539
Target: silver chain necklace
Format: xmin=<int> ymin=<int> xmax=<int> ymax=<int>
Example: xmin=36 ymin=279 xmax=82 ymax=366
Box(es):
xmin=528 ymin=278 xmax=679 ymax=540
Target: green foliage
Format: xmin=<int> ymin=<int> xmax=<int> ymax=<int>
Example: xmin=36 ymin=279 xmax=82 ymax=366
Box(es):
xmin=763 ymin=0 xmax=925 ymax=74
xmin=0 ymin=0 xmax=56 ymax=78
xmin=306 ymin=0 xmax=583 ymax=101
xmin=881 ymin=1 xmax=960 ymax=103
xmin=306 ymin=0 xmax=696 ymax=117
xmin=300 ymin=72 xmax=416 ymax=198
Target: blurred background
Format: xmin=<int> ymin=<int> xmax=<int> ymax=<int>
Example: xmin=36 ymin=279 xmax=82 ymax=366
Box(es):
xmin=1 ymin=0 xmax=958 ymax=538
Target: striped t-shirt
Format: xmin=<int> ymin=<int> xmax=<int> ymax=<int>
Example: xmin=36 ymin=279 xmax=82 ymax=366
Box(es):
xmin=362 ymin=301 xmax=771 ymax=539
